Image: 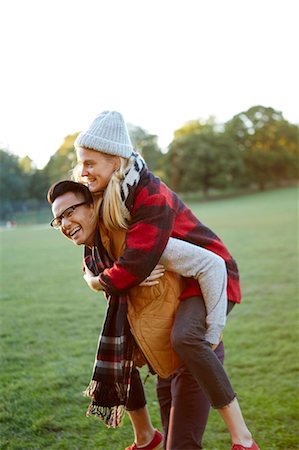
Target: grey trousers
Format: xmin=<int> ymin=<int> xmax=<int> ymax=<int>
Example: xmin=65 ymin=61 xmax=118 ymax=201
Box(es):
xmin=171 ymin=296 xmax=236 ymax=409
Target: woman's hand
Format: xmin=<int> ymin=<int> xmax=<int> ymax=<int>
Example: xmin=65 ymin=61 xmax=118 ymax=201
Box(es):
xmin=139 ymin=264 xmax=165 ymax=287
xmin=83 ymin=264 xmax=102 ymax=292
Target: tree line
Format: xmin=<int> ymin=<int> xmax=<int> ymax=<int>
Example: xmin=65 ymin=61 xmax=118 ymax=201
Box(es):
xmin=1 ymin=105 xmax=298 ymax=221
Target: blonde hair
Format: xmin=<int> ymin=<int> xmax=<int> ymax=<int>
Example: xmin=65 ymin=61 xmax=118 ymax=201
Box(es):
xmin=72 ymin=155 xmax=133 ymax=231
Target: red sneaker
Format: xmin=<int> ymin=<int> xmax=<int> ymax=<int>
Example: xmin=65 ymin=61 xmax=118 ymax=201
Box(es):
xmin=231 ymin=441 xmax=260 ymax=450
xmin=125 ymin=430 xmax=163 ymax=450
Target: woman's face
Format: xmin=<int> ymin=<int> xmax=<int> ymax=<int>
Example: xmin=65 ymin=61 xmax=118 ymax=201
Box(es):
xmin=76 ymin=147 xmax=121 ymax=193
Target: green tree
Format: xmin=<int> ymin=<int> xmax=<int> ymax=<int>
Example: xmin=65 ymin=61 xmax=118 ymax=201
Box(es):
xmin=45 ymin=133 xmax=78 ymax=185
xmin=167 ymin=119 xmax=244 ymax=196
xmin=0 ymin=150 xmax=29 ymax=200
xmin=19 ymin=155 xmax=35 ymax=174
xmin=225 ymin=105 xmax=299 ymax=189
xmin=128 ymin=124 xmax=166 ymax=178
xmin=28 ymin=169 xmax=51 ymax=202
xmin=0 ymin=149 xmax=29 ymax=218
xmin=173 ymin=116 xmax=217 ymax=139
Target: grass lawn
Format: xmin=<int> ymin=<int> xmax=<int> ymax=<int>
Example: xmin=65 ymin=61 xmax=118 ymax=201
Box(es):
xmin=0 ymin=186 xmax=298 ymax=450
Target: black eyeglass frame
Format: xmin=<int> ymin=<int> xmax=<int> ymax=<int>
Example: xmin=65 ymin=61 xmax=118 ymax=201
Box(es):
xmin=50 ymin=202 xmax=87 ymax=229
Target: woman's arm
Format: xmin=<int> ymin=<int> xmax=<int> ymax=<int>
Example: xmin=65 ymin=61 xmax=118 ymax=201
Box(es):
xmin=83 ymin=263 xmax=165 ymax=292
xmin=160 ymin=237 xmax=228 ymax=345
xmin=99 ymin=185 xmax=176 ymax=294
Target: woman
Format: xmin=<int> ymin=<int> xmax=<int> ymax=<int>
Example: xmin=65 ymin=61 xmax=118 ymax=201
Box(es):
xmin=72 ymin=110 xmax=259 ymax=450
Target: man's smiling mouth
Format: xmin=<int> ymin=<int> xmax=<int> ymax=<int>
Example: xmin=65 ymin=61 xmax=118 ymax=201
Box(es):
xmin=69 ymin=226 xmax=81 ymax=238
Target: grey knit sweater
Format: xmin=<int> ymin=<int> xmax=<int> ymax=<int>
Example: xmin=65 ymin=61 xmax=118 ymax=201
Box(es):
xmin=160 ymin=237 xmax=227 ymax=345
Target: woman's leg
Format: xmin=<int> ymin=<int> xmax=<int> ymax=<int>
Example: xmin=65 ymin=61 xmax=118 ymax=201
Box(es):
xmin=172 ymin=297 xmax=235 ymax=407
xmin=126 ymin=367 xmax=161 ymax=447
xmin=172 ymin=297 xmax=254 ymax=447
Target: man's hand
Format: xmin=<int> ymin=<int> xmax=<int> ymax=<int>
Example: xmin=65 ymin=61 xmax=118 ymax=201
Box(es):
xmin=211 ymin=334 xmax=223 ymax=351
xmin=139 ymin=264 xmax=165 ymax=287
xmin=83 ymin=264 xmax=102 ymax=292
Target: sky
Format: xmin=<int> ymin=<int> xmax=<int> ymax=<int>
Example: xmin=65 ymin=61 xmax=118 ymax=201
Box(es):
xmin=0 ymin=0 xmax=298 ymax=169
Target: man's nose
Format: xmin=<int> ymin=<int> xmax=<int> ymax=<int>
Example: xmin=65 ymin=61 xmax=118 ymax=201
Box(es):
xmin=61 ymin=216 xmax=72 ymax=229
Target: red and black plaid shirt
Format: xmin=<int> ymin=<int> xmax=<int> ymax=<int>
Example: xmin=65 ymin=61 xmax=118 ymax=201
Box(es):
xmin=100 ymin=169 xmax=241 ymax=304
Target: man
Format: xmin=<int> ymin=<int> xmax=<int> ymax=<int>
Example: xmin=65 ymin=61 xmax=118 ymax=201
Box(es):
xmin=47 ymin=179 xmax=227 ymax=450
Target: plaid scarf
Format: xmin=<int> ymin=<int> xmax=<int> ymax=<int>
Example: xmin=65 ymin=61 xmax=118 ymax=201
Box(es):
xmin=83 ymin=231 xmax=135 ymax=428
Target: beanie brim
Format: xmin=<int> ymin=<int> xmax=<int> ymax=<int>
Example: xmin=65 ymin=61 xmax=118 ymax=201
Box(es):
xmin=75 ymin=132 xmax=133 ymax=158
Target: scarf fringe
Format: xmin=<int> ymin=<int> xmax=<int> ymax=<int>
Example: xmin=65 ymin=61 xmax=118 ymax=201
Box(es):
xmin=83 ymin=380 xmax=97 ymax=398
xmin=83 ymin=380 xmax=128 ymax=403
xmin=86 ymin=403 xmax=126 ymax=428
xmin=83 ymin=379 xmax=129 ymax=428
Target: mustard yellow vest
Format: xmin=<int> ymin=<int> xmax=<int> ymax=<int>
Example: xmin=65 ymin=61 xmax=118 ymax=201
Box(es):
xmin=99 ymin=223 xmax=182 ymax=378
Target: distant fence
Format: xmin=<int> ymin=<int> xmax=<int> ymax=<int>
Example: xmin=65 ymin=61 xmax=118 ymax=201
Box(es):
xmin=0 ymin=200 xmax=52 ymax=227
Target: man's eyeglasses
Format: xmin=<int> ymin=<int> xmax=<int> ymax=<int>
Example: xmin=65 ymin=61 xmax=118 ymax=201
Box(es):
xmin=50 ymin=202 xmax=87 ymax=229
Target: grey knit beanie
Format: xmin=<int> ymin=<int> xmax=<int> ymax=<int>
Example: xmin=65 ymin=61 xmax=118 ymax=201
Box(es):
xmin=74 ymin=111 xmax=134 ymax=158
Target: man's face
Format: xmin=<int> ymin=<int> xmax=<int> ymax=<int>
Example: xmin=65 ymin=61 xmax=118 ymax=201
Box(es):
xmin=52 ymin=191 xmax=95 ymax=246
